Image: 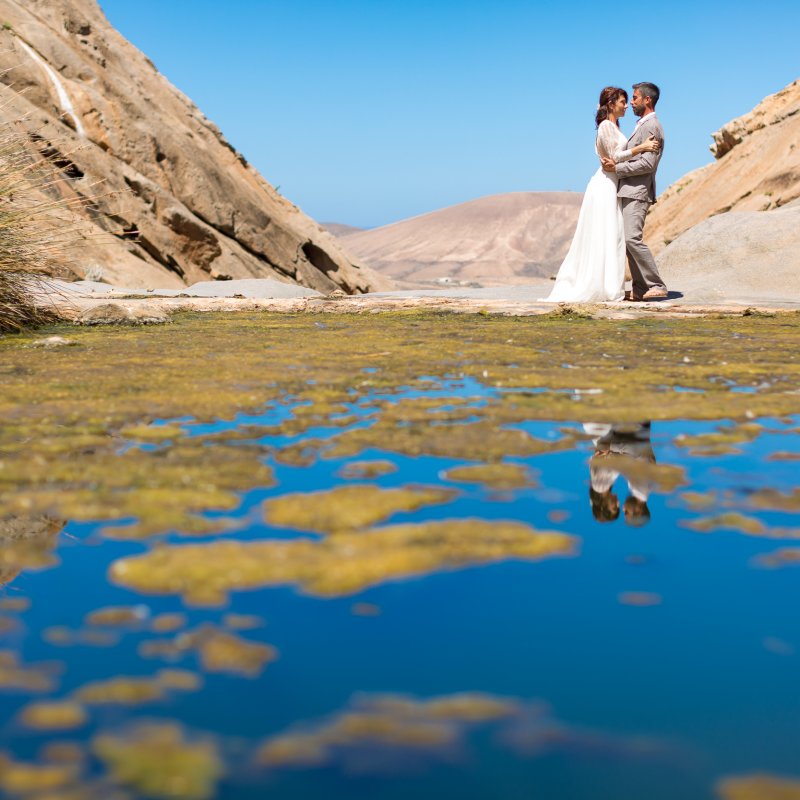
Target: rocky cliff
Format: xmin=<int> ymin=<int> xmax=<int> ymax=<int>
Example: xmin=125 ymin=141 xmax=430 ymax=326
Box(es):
xmin=341 ymin=192 xmax=583 ymax=288
xmin=0 ymin=0 xmax=390 ymax=293
xmin=647 ymin=78 xmax=800 ymax=255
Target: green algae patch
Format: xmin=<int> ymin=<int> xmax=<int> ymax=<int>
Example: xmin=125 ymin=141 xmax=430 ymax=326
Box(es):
xmin=675 ymin=423 xmax=764 ymax=456
xmin=192 ymin=626 xmax=276 ymax=677
xmin=0 ymin=598 xmax=30 ymax=612
xmin=119 ymin=423 xmax=186 ymax=443
xmin=74 ymin=676 xmax=166 ymax=706
xmin=443 ymin=463 xmax=537 ymax=491
xmin=752 ymin=549 xmax=800 ymax=569
xmin=43 ymin=627 xmax=119 ymax=648
xmin=263 ymin=484 xmax=458 ymax=534
xmin=150 ymin=613 xmax=189 ymax=633
xmin=18 ymin=701 xmax=87 ymax=731
xmin=322 ymin=418 xmax=574 ymax=462
xmin=368 ymin=693 xmax=520 ymax=722
xmin=683 ymin=513 xmax=767 ymax=537
xmin=109 ymin=520 xmax=577 ymax=604
xmin=84 ymin=604 xmax=150 ymax=628
xmin=618 ymin=592 xmax=663 ymax=607
xmin=1 ymin=438 xmax=273 ymax=541
xmin=679 ymin=491 xmax=718 ymax=511
xmin=749 ymin=489 xmax=800 ymax=513
xmin=767 ymin=452 xmax=800 ymax=462
xmin=73 ymin=670 xmax=201 ymax=706
xmin=0 ymin=651 xmax=58 ymax=692
xmin=222 ymin=613 xmax=265 ymax=631
xmin=0 ymin=753 xmax=79 ymax=795
xmin=92 ymin=722 xmax=222 ymax=800
xmin=3 ymin=313 xmax=800 ymax=539
xmin=257 ymin=691 xmax=521 ymax=768
xmin=716 ymin=773 xmax=800 ymax=799
xmin=139 ymin=624 xmax=277 ymax=678
xmin=337 ymin=460 xmax=398 ymax=480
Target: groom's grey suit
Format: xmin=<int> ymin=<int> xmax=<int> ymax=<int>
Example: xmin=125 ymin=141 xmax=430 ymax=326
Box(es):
xmin=616 ymin=114 xmax=666 ymax=295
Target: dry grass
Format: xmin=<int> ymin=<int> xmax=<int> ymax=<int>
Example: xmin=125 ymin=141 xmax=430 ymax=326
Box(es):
xmin=0 ymin=113 xmax=93 ymax=332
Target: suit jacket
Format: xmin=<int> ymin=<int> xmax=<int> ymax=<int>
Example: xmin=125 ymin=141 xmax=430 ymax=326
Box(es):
xmin=616 ymin=114 xmax=664 ymax=204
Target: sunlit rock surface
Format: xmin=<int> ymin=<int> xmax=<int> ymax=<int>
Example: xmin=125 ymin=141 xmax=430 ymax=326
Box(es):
xmin=0 ymin=0 xmax=390 ymax=294
xmin=648 ymin=78 xmax=800 ymax=255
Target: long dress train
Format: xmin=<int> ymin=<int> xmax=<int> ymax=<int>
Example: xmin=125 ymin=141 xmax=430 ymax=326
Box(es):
xmin=541 ymin=121 xmax=634 ymax=303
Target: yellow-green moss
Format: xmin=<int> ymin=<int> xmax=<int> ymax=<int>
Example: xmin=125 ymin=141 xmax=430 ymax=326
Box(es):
xmin=1 ymin=312 xmax=798 ymax=544
xmin=716 ymin=773 xmax=800 ymax=799
xmin=110 ymin=520 xmax=576 ymax=604
xmin=92 ymin=722 xmax=222 ymax=800
xmin=337 ymin=460 xmax=398 ymax=479
xmin=139 ymin=624 xmax=277 ymax=678
xmin=0 ymin=651 xmax=57 ymax=692
xmin=257 ymin=691 xmax=520 ymax=768
xmin=84 ymin=604 xmax=150 ymax=627
xmin=0 ymin=753 xmax=79 ymax=795
xmin=263 ymin=484 xmax=458 ymax=534
xmin=19 ymin=701 xmax=87 ymax=731
xmin=683 ymin=513 xmax=767 ymax=536
xmin=443 ymin=463 xmax=536 ymax=491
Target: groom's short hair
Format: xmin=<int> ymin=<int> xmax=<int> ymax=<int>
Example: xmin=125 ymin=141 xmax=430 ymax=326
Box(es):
xmin=634 ymin=82 xmax=660 ymax=108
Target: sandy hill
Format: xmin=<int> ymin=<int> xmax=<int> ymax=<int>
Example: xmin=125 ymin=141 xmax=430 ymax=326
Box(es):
xmin=648 ymin=78 xmax=800 ymax=255
xmin=341 ymin=192 xmax=583 ymax=288
xmin=322 ymin=223 xmax=365 ymax=237
xmin=0 ymin=0 xmax=390 ymax=293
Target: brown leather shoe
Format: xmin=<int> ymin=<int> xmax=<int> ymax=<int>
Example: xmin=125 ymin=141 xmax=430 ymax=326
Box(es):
xmin=624 ymin=290 xmax=643 ymax=302
xmin=642 ymin=286 xmax=668 ymax=300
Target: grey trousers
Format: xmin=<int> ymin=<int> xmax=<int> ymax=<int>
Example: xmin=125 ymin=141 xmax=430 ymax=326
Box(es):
xmin=621 ymin=197 xmax=665 ymax=294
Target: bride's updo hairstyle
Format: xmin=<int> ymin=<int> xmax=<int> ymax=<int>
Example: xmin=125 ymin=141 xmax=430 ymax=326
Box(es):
xmin=595 ymin=86 xmax=628 ymax=128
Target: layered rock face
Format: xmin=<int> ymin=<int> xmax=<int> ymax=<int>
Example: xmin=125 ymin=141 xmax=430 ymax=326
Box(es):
xmin=341 ymin=192 xmax=583 ymax=288
xmin=647 ymin=79 xmax=800 ymax=256
xmin=0 ymin=0 xmax=389 ymax=292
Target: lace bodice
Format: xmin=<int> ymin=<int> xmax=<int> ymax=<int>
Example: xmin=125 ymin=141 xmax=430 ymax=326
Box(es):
xmin=595 ymin=120 xmax=633 ymax=164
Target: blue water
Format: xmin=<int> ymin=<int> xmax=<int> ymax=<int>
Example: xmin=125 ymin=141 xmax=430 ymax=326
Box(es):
xmin=2 ymin=407 xmax=800 ymax=800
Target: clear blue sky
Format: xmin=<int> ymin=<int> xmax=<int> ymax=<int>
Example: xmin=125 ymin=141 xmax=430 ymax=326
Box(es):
xmin=99 ymin=0 xmax=799 ymax=229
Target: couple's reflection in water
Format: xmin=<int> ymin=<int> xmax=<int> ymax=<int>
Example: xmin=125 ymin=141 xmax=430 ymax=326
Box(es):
xmin=583 ymin=422 xmax=654 ymax=526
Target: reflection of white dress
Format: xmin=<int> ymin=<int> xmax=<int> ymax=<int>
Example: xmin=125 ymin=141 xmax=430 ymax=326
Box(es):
xmin=542 ymin=121 xmax=634 ymax=303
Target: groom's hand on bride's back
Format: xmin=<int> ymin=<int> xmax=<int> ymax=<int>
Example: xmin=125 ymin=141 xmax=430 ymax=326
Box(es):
xmin=601 ymin=157 xmax=616 ymax=172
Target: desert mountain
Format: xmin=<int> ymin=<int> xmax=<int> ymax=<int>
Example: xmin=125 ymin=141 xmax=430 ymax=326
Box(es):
xmin=648 ymin=78 xmax=800 ymax=255
xmin=340 ymin=192 xmax=582 ymax=288
xmin=0 ymin=0 xmax=390 ymax=293
xmin=322 ymin=223 xmax=365 ymax=238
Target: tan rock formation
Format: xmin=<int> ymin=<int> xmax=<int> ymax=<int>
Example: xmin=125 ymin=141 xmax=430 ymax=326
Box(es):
xmin=0 ymin=0 xmax=390 ymax=293
xmin=657 ymin=199 xmax=800 ymax=303
xmin=341 ymin=192 xmax=583 ymax=288
xmin=646 ymin=79 xmax=800 ymax=255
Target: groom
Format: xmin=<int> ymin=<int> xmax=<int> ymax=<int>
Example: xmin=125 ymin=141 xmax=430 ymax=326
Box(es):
xmin=601 ymin=82 xmax=668 ymax=301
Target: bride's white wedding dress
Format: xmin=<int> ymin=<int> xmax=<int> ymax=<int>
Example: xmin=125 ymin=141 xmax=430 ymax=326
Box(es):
xmin=541 ymin=121 xmax=634 ymax=303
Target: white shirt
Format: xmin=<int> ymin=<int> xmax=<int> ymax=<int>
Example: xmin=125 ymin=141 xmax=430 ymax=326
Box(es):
xmin=634 ymin=111 xmax=656 ymax=130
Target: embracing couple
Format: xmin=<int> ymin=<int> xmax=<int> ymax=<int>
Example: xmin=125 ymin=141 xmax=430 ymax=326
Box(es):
xmin=543 ymin=82 xmax=668 ymax=304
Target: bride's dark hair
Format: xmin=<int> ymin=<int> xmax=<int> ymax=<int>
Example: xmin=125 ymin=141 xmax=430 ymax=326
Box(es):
xmin=595 ymin=86 xmax=628 ymax=128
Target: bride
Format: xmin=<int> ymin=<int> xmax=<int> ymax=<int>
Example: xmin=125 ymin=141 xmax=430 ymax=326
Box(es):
xmin=542 ymin=87 xmax=660 ymax=303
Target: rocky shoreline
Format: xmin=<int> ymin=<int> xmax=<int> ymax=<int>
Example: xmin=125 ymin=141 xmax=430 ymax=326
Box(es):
xmin=31 ymin=278 xmax=800 ymax=327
